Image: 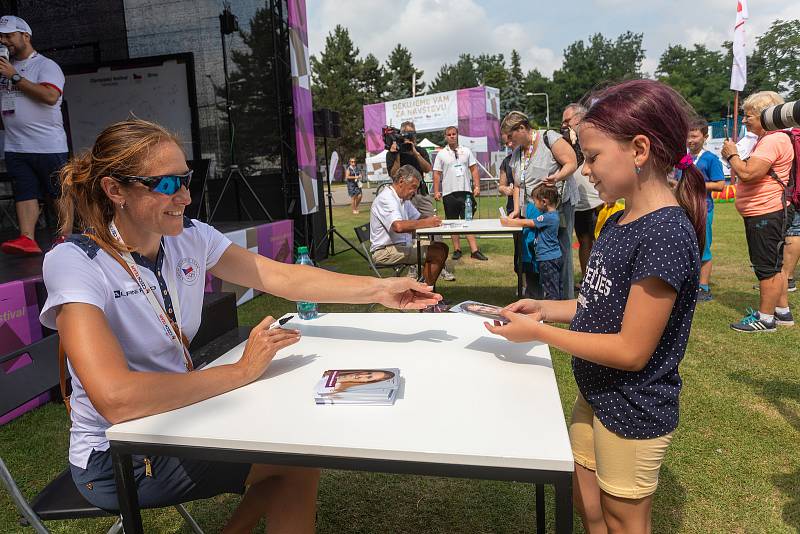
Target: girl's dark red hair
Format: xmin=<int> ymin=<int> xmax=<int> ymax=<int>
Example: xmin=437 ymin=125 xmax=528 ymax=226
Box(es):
xmin=582 ymin=79 xmax=707 ymax=251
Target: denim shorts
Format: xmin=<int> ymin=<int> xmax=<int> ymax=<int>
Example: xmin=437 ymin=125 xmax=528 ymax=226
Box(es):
xmin=6 ymin=151 xmax=68 ymax=202
xmin=786 ymin=205 xmax=800 ymax=237
xmin=70 ymin=449 xmax=250 ymax=512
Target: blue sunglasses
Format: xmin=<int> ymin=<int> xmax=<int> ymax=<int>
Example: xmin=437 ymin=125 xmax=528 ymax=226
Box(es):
xmin=112 ymin=170 xmax=193 ymax=195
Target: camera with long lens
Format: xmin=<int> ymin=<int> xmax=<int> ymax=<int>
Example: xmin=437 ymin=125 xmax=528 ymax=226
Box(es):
xmin=382 ymin=126 xmax=415 ymax=152
xmin=760 ymin=100 xmax=800 ymax=131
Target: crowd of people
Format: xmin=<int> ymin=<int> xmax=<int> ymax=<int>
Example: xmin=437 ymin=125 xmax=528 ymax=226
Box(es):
xmin=1 ymin=14 xmax=795 ymax=533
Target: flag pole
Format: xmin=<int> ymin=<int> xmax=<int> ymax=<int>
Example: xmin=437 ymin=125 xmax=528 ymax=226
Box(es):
xmin=731 ymin=90 xmax=739 ymax=183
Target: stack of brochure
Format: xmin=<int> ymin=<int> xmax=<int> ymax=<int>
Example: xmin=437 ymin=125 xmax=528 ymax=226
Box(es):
xmin=314 ymin=368 xmax=401 ymax=405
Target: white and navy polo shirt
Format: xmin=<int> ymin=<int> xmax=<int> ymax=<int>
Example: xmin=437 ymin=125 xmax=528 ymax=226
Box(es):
xmin=40 ymin=218 xmax=232 ymax=469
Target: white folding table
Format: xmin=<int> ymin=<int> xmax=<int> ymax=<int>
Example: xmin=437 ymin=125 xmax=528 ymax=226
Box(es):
xmin=107 ymin=313 xmax=574 ymax=533
xmin=415 ymin=219 xmax=524 ymax=296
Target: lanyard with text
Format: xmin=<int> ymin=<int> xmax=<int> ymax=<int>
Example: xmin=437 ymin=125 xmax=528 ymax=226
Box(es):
xmin=107 ymin=221 xmax=193 ymax=371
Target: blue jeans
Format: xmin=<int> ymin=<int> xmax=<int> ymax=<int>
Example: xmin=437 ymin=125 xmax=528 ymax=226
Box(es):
xmin=539 ymin=257 xmax=564 ymax=300
xmin=558 ymin=201 xmax=576 ymax=299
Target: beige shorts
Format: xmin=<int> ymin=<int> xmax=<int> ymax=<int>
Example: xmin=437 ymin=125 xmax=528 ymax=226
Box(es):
xmin=372 ymin=243 xmax=425 ymax=265
xmin=570 ymin=393 xmax=673 ymax=499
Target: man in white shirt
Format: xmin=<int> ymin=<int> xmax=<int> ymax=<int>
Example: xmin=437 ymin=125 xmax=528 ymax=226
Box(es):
xmin=432 ymin=126 xmax=488 ymax=261
xmin=370 ymin=165 xmax=448 ymax=285
xmin=0 ymin=16 xmax=69 ymax=256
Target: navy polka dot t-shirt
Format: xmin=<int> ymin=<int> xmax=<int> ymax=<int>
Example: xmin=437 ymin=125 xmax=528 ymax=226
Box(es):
xmin=570 ymin=206 xmax=700 ymax=439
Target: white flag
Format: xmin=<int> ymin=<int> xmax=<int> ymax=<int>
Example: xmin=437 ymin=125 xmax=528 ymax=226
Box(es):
xmin=730 ymin=0 xmax=749 ymax=91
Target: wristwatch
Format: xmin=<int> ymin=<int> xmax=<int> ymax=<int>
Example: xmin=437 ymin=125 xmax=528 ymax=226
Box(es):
xmin=10 ymin=74 xmax=21 ymax=85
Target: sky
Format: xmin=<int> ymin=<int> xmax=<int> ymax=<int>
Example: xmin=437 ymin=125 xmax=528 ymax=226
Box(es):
xmin=306 ymin=0 xmax=800 ymax=84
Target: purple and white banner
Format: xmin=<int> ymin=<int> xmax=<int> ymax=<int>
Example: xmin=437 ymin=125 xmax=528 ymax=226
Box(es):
xmin=363 ymin=85 xmax=502 ymax=176
xmin=288 ymin=0 xmax=319 ymax=215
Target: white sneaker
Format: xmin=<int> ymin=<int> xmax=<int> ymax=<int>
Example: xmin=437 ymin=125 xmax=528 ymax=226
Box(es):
xmin=406 ymin=265 xmax=418 ymax=280
xmin=441 ymin=268 xmax=456 ymax=281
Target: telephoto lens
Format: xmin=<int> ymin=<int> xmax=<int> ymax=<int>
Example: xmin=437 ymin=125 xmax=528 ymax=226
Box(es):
xmin=761 ymin=100 xmax=800 ymax=131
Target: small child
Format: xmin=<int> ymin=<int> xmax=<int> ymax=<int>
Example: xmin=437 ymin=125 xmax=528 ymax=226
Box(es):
xmin=501 ymin=185 xmax=563 ymax=300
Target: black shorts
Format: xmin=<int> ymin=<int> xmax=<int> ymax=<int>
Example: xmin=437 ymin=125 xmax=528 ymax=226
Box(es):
xmin=70 ymin=449 xmax=250 ymax=512
xmin=6 ymin=151 xmax=69 ymax=202
xmin=443 ymin=191 xmax=476 ymax=219
xmin=574 ymin=207 xmax=599 ymax=239
xmin=743 ymin=208 xmax=787 ymax=280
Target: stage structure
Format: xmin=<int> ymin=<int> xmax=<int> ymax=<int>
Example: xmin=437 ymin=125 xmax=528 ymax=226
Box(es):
xmin=362 ymin=86 xmax=502 ymax=181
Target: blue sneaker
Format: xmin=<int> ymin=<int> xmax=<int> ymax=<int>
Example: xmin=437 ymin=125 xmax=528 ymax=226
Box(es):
xmin=697 ymin=288 xmax=713 ymax=302
xmin=730 ymin=308 xmax=777 ymax=333
xmin=775 ymin=308 xmax=795 ymax=326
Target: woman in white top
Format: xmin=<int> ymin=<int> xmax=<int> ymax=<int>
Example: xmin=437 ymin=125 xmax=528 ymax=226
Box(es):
xmin=41 ymin=119 xmax=441 ymax=534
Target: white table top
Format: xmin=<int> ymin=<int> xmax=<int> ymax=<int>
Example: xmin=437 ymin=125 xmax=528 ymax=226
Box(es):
xmin=107 ymin=313 xmax=573 ymax=473
xmin=416 ymin=218 xmax=522 ymax=235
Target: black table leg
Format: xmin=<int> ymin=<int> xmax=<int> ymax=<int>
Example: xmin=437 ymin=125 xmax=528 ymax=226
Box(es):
xmin=416 ymin=235 xmax=422 ymax=275
xmin=555 ymin=473 xmax=573 ymax=533
xmin=111 ymin=450 xmax=143 ymax=534
xmin=516 ymin=232 xmax=523 ymax=297
xmin=536 ymin=483 xmax=545 ymax=533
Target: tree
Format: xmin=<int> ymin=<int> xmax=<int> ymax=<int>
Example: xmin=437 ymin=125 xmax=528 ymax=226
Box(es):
xmin=428 ymin=54 xmax=478 ymax=94
xmin=474 ymin=53 xmax=507 ymax=89
xmin=310 ymin=25 xmax=364 ymax=161
xmin=522 ymin=69 xmax=552 ymax=128
xmin=747 ymin=19 xmax=800 ymax=100
xmin=501 ymin=49 xmax=526 ymax=117
xmin=385 ymin=44 xmax=425 ymax=99
xmin=551 ymin=31 xmax=645 ymax=113
xmin=358 ymin=53 xmax=389 ymax=105
xmin=656 ymin=44 xmax=729 ymax=118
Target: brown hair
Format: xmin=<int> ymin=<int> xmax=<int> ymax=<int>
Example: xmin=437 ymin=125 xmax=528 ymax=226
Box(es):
xmin=689 ymin=117 xmax=709 ymax=137
xmin=58 ymin=118 xmax=183 ymax=252
xmin=501 ymin=111 xmax=531 ymax=134
xmin=532 ymin=184 xmax=559 ymax=207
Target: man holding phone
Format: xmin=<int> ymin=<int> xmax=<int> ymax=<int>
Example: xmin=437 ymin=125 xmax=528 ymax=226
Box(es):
xmin=0 ymin=16 xmax=69 ymax=256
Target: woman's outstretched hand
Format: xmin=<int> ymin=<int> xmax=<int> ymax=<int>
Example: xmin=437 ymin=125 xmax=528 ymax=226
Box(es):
xmin=375 ymin=278 xmax=442 ymax=310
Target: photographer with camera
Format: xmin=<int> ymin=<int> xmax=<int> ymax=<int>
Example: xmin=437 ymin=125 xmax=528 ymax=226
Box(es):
xmin=385 ymin=121 xmax=434 ymax=216
xmin=722 ymin=91 xmax=795 ymax=333
xmin=0 ymin=16 xmax=70 ymax=256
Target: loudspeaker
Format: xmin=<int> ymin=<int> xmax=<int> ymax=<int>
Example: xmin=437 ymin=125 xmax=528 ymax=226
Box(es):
xmin=313 ymin=108 xmax=341 ymax=139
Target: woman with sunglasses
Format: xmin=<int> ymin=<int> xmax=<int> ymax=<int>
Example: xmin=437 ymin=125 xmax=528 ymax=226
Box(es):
xmin=38 ymin=119 xmax=441 ymax=533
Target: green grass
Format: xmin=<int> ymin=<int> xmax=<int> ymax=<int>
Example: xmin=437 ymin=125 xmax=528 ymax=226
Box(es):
xmin=2 ymin=201 xmax=799 ymax=533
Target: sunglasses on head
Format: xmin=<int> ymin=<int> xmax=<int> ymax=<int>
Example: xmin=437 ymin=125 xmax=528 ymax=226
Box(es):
xmin=112 ymin=170 xmax=193 ymax=195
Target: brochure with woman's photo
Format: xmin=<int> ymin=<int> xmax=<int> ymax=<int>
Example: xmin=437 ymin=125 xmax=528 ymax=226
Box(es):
xmin=314 ymin=369 xmax=400 ymax=405
xmin=449 ymin=301 xmax=509 ymax=323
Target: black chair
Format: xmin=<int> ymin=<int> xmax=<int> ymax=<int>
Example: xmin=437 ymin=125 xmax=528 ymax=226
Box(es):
xmin=353 ymin=223 xmax=413 ymax=278
xmin=0 ymin=334 xmax=204 ymax=534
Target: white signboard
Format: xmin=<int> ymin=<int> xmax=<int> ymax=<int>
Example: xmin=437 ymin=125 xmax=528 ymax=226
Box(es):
xmin=385 ymin=90 xmax=458 ymax=133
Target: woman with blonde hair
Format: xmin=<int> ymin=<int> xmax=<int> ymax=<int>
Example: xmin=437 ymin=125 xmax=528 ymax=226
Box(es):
xmin=722 ymin=91 xmax=795 ymax=333
xmin=40 ymin=119 xmax=440 ymax=533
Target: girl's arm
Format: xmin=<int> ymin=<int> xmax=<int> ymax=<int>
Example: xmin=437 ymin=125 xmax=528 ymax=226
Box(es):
xmin=505 ymin=298 xmax=578 ymax=324
xmin=545 ymin=137 xmax=578 ymax=184
xmin=500 ymin=216 xmax=534 ymax=228
xmin=487 ymin=277 xmax=677 ymax=372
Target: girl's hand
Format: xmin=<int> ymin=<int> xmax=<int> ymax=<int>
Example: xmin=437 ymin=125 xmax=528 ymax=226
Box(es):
xmin=499 ymin=216 xmax=511 ymax=226
xmin=504 ymin=299 xmax=547 ymax=321
xmin=484 ymin=309 xmax=541 ymax=342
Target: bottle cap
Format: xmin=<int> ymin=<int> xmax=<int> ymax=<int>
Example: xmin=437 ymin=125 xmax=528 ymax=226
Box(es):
xmin=297 ymin=246 xmax=309 ymax=254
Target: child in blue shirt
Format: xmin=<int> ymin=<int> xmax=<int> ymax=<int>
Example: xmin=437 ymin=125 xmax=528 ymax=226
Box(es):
xmin=501 ymin=185 xmax=563 ymax=300
xmin=686 ymin=118 xmax=725 ymax=301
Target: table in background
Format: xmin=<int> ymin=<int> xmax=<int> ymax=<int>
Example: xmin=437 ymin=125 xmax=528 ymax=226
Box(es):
xmin=415 ymin=219 xmax=524 ymax=296
xmin=108 ymin=313 xmax=574 ymax=533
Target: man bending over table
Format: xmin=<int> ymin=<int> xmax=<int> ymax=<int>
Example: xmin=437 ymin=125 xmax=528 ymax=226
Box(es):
xmin=370 ymin=165 xmax=449 ymax=285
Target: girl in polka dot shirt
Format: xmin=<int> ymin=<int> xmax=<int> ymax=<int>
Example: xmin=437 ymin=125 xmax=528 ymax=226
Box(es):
xmin=487 ymin=79 xmax=706 ymax=533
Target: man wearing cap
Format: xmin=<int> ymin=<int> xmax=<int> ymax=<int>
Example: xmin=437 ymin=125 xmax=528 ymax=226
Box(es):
xmin=0 ymin=16 xmax=69 ymax=255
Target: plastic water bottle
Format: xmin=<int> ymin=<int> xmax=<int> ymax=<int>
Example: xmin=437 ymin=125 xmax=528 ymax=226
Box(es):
xmin=295 ymin=246 xmax=318 ymax=320
xmin=464 ymin=194 xmax=473 ymax=222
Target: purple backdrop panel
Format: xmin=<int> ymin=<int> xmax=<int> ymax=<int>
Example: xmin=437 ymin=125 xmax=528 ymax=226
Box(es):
xmin=257 ymin=219 xmax=294 ymax=264
xmin=293 ymin=86 xmax=316 ymax=170
xmin=1 ymin=277 xmax=48 ymax=426
xmin=287 ymin=0 xmax=308 ymax=42
xmin=363 ymin=102 xmax=386 ymax=154
xmin=457 ymin=87 xmax=490 ymax=169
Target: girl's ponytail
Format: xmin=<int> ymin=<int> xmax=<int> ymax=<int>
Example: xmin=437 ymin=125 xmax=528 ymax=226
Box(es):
xmin=674 ymin=163 xmax=707 ymax=252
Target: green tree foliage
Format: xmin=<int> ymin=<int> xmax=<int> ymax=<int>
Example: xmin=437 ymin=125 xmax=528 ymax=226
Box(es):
xmin=310 ymin=25 xmax=365 ymax=161
xmin=747 ymin=19 xmax=800 ymax=100
xmin=501 ymin=50 xmax=526 ymax=117
xmin=551 ymin=31 xmax=645 ymax=113
xmin=358 ymin=53 xmax=389 ymax=105
xmin=428 ymin=54 xmax=478 ymax=93
xmin=385 ymin=44 xmax=425 ymax=100
xmin=656 ymin=44 xmax=729 ymax=118
xmin=522 ymin=69 xmax=552 ymax=128
xmin=474 ymin=53 xmax=507 ymax=89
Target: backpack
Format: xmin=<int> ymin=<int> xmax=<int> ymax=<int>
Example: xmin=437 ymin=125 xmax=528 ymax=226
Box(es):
xmin=764 ymin=128 xmax=800 ymax=209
